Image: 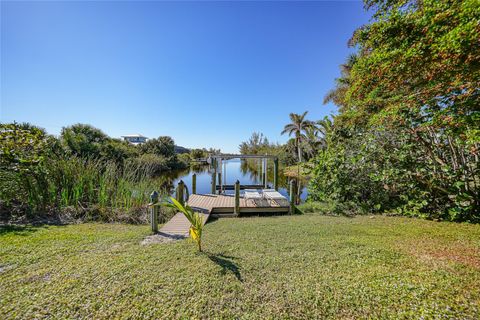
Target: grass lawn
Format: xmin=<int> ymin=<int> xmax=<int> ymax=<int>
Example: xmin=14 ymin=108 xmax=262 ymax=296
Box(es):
xmin=283 ymin=164 xmax=312 ymax=179
xmin=1 ymin=215 xmax=479 ymax=319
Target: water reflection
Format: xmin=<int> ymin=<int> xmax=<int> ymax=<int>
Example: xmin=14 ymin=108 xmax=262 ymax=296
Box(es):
xmin=158 ymin=159 xmax=307 ymax=201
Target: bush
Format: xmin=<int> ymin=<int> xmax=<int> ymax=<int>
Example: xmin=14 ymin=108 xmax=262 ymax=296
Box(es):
xmin=127 ymin=154 xmax=170 ymax=177
xmin=0 ymin=123 xmax=173 ymax=221
xmin=139 ymin=136 xmax=175 ymax=158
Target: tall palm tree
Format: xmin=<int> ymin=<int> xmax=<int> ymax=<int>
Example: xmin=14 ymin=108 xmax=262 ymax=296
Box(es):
xmin=281 ymin=111 xmax=315 ymax=163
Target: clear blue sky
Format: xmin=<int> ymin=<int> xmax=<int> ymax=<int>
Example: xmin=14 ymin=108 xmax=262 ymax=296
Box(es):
xmin=1 ymin=1 xmax=371 ymax=153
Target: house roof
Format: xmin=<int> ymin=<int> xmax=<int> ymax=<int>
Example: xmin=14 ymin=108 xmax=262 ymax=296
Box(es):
xmin=121 ymin=134 xmax=148 ymax=138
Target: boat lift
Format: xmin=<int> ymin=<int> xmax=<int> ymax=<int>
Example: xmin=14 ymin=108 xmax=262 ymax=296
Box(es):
xmin=207 ymin=154 xmax=279 ymax=194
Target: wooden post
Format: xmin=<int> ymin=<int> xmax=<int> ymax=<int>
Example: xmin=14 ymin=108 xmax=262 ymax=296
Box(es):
xmin=150 ymin=191 xmax=159 ymax=233
xmin=211 ymin=172 xmax=216 ymax=194
xmin=176 ymin=180 xmax=185 ymax=206
xmin=217 ymin=158 xmax=223 ymax=194
xmin=273 ymin=158 xmax=279 ymax=191
xmin=261 ymin=158 xmax=266 ymax=186
xmin=192 ymin=173 xmax=196 ymax=194
xmin=264 ymin=157 xmax=268 ymax=188
xmin=289 ymin=179 xmax=296 ymax=215
xmin=258 ymin=159 xmax=262 ymax=183
xmin=234 ymin=180 xmax=240 ymax=216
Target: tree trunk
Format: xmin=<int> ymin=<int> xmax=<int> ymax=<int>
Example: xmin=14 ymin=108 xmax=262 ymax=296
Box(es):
xmin=297 ymin=137 xmax=302 ymax=163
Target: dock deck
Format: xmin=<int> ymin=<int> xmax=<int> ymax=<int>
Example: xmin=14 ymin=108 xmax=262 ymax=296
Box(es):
xmin=158 ymin=193 xmax=289 ymax=237
xmin=187 ymin=194 xmax=289 ymax=214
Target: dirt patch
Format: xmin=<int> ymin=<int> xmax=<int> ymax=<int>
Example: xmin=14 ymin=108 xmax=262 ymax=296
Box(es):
xmin=141 ymin=233 xmax=186 ymax=245
xmin=400 ymin=239 xmax=480 ymax=269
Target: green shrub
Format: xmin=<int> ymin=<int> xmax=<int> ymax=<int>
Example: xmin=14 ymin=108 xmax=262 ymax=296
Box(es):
xmin=127 ymin=154 xmax=170 ymax=177
xmin=0 ymin=122 xmax=195 ymax=222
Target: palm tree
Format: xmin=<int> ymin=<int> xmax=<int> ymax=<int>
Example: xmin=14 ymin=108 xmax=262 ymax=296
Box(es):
xmin=316 ymin=116 xmax=334 ymax=150
xmin=165 ymin=197 xmax=204 ymax=252
xmin=323 ymin=53 xmax=357 ymax=111
xmin=281 ymin=111 xmax=315 ymax=163
xmin=303 ymin=126 xmax=320 ymax=160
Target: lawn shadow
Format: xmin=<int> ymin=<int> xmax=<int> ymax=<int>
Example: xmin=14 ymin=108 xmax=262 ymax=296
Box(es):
xmin=0 ymin=217 xmax=68 ymax=236
xmin=0 ymin=224 xmax=50 ymax=236
xmin=205 ymin=252 xmax=243 ymax=282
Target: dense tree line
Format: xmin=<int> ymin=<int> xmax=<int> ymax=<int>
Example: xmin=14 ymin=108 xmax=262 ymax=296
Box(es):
xmin=0 ymin=122 xmax=192 ymax=220
xmin=309 ymin=0 xmax=479 ymax=221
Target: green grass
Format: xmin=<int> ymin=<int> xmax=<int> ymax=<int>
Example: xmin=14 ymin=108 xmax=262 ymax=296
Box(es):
xmin=1 ymin=215 xmax=479 ymax=319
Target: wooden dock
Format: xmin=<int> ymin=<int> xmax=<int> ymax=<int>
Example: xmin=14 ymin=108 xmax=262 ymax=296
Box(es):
xmin=158 ymin=210 xmax=210 ymax=238
xmin=158 ymin=194 xmax=289 ymax=237
xmin=188 ymin=194 xmax=289 ymax=215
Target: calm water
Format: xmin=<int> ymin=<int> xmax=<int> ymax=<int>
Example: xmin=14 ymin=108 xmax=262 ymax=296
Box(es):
xmin=159 ymin=159 xmax=308 ymax=201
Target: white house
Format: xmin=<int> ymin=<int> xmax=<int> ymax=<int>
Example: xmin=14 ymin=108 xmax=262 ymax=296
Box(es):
xmin=121 ymin=134 xmax=148 ymax=145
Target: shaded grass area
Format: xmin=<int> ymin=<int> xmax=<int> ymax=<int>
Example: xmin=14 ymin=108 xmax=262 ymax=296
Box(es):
xmin=1 ymin=216 xmax=479 ymax=319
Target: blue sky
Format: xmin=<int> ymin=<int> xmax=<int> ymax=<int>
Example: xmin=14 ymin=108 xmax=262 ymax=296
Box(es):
xmin=1 ymin=1 xmax=371 ymax=153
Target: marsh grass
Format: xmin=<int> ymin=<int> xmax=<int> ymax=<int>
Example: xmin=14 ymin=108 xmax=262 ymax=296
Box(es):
xmin=1 ymin=157 xmax=176 ymax=222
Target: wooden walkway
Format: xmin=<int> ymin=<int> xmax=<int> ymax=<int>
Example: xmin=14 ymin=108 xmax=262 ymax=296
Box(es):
xmin=158 ymin=211 xmax=210 ymax=238
xmin=158 ymin=194 xmax=289 ymax=237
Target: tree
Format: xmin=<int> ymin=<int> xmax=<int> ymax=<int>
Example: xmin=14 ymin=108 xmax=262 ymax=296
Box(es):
xmin=190 ymin=148 xmax=207 ymax=160
xmin=239 ymin=132 xmax=270 ymax=155
xmin=323 ymin=54 xmax=357 ymax=111
xmin=313 ymin=0 xmax=480 ymax=221
xmin=140 ymin=136 xmax=175 ymax=158
xmin=61 ymin=124 xmax=109 ymax=159
xmin=0 ymin=123 xmax=58 ymax=212
xmin=303 ymin=126 xmax=320 ymax=160
xmin=281 ymin=112 xmax=315 ymax=162
xmin=60 ymin=124 xmax=136 ymax=163
xmin=316 ymin=116 xmax=334 ymax=150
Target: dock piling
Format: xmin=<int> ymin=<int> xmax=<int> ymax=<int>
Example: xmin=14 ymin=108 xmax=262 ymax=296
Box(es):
xmin=234 ymin=180 xmax=240 ymax=216
xmin=211 ymin=172 xmax=216 ymax=194
xmin=218 ymin=172 xmax=222 ymax=194
xmin=176 ymin=180 xmax=185 ymax=206
xmin=149 ymin=191 xmax=159 ymax=233
xmin=289 ymin=180 xmax=296 ymax=215
xmin=273 ymin=158 xmax=279 ymax=191
xmin=192 ymin=173 xmax=196 ymax=194
xmin=261 ymin=158 xmax=266 ymax=186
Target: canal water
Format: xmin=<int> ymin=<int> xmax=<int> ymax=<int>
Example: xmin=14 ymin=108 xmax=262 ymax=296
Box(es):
xmin=161 ymin=159 xmax=308 ymax=201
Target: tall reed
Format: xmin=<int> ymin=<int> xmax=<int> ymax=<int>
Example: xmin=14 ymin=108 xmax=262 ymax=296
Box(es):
xmin=1 ymin=157 xmax=175 ymax=222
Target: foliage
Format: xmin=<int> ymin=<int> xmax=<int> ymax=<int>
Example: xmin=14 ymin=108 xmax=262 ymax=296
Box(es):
xmin=61 ymin=124 xmax=137 ymax=162
xmin=297 ymin=201 xmax=337 ymax=215
xmin=140 ymin=136 xmax=175 ymax=158
xmin=0 ymin=122 xmax=191 ymax=220
xmin=125 ymin=154 xmax=170 ymax=177
xmin=189 ymin=148 xmax=208 ymax=160
xmin=1 ymin=154 xmax=170 ymax=222
xmin=0 ymin=123 xmax=57 ymax=171
xmin=239 ymin=132 xmax=270 ymax=155
xmin=164 ymin=197 xmax=204 ymax=252
xmin=239 ymin=132 xmax=296 ymax=166
xmin=309 ymin=0 xmax=479 ymax=222
xmin=174 ymin=145 xmax=190 ymax=154
xmin=1 ymin=216 xmax=479 ymax=318
xmin=281 ymin=111 xmax=316 ymax=162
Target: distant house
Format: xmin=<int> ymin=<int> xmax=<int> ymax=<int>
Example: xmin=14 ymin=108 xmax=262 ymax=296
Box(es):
xmin=121 ymin=134 xmax=148 ymax=145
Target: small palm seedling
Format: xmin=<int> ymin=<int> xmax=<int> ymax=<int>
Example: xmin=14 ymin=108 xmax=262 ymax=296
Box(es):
xmin=164 ymin=197 xmax=204 ymax=252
